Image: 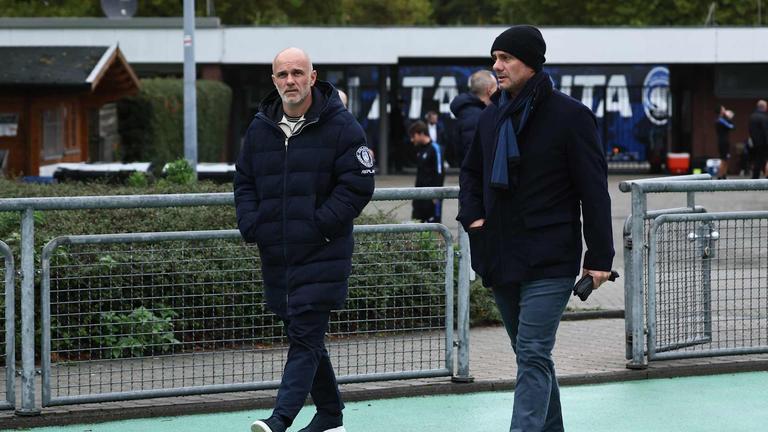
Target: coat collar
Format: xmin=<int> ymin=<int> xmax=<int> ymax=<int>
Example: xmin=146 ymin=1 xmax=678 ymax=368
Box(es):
xmin=490 ymin=71 xmax=553 ymax=125
xmin=258 ymin=80 xmax=345 ymax=125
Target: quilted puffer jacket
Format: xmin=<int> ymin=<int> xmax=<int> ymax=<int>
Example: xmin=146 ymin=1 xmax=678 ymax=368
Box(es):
xmin=234 ymin=81 xmax=375 ymax=316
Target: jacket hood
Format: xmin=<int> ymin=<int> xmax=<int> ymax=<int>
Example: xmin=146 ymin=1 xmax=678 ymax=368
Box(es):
xmin=450 ymin=92 xmax=485 ymax=116
xmin=258 ymin=80 xmax=345 ymax=124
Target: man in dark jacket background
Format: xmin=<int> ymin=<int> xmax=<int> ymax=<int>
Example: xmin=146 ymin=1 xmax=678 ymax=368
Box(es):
xmin=235 ymin=47 xmax=375 ymax=432
xmin=458 ymin=26 xmax=614 ymax=432
xmin=450 ymin=70 xmax=497 ymax=166
xmin=409 ymin=120 xmax=445 ymax=223
xmin=748 ymin=99 xmax=768 ymax=179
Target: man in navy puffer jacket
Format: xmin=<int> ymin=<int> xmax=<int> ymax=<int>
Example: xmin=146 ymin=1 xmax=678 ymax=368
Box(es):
xmin=235 ymin=47 xmax=374 ymax=432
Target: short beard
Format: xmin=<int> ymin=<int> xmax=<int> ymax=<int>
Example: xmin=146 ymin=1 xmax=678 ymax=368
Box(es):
xmin=279 ymin=90 xmax=309 ymax=106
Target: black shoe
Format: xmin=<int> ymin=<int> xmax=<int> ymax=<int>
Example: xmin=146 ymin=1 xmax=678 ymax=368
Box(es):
xmin=251 ymin=416 xmax=286 ymax=432
xmin=297 ymin=412 xmax=345 ymax=432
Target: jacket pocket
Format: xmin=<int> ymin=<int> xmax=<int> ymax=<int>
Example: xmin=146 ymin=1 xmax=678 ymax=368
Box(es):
xmin=526 ymin=221 xmax=577 ymax=268
xmin=468 ymin=226 xmax=491 ymax=280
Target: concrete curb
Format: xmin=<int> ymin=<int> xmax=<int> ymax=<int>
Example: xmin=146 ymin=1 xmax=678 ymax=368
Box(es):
xmin=3 ymin=359 xmax=767 ymax=430
xmin=562 ymin=309 xmax=624 ymax=320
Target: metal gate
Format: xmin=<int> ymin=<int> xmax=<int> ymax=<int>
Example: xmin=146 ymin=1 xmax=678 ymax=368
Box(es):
xmin=648 ymin=212 xmax=768 ymax=360
xmin=40 ymin=224 xmax=454 ymax=406
xmin=622 ymin=175 xmax=768 ymax=367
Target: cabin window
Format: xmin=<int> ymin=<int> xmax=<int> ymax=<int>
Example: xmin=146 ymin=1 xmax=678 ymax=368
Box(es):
xmin=0 ymin=113 xmax=19 ymax=137
xmin=41 ymin=106 xmax=66 ymax=159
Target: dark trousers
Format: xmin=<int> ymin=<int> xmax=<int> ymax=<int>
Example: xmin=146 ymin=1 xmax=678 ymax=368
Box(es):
xmin=752 ymin=156 xmax=767 ymax=179
xmin=493 ymin=277 xmax=573 ymax=432
xmin=272 ymin=310 xmax=344 ymax=426
xmin=412 ymin=198 xmax=443 ymax=223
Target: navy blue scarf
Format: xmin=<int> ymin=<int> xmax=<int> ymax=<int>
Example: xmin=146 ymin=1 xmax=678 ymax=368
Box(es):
xmin=490 ymin=73 xmax=546 ymax=190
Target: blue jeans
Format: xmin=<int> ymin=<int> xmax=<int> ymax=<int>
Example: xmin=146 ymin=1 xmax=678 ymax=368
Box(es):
xmin=272 ymin=310 xmax=344 ymax=426
xmin=493 ymin=277 xmax=574 ymax=432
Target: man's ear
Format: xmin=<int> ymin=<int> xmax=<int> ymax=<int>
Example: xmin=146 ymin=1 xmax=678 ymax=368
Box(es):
xmin=310 ymin=70 xmax=317 ymax=86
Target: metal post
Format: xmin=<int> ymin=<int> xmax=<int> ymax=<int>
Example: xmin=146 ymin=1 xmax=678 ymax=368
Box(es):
xmin=377 ymin=66 xmax=389 ymax=175
xmin=687 ymin=191 xmax=696 ymax=209
xmin=623 ymin=216 xmax=633 ymax=360
xmin=701 ymin=222 xmax=713 ymax=340
xmin=627 ymin=184 xmax=648 ymax=369
xmin=3 ymin=242 xmax=14 ymax=409
xmin=17 ymin=209 xmax=39 ymax=415
xmin=183 ymin=0 xmax=198 ymax=175
xmin=452 ymin=225 xmax=473 ymax=382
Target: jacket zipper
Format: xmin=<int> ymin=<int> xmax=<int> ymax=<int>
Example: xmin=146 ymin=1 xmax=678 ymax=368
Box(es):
xmin=278 ymin=117 xmax=319 ymax=308
xmin=282 ymin=135 xmax=289 ymax=307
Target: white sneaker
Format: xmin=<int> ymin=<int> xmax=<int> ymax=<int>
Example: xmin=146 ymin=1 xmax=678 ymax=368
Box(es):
xmin=251 ymin=420 xmax=273 ymax=432
xmin=251 ymin=417 xmax=285 ymax=432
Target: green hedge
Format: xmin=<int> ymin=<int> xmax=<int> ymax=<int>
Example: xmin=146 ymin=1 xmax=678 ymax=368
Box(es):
xmin=117 ymin=78 xmax=233 ymax=170
xmin=0 ymin=180 xmax=462 ymax=359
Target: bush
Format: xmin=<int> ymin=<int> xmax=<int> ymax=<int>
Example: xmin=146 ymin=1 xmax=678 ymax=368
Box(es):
xmin=163 ymin=158 xmax=196 ymax=185
xmin=96 ymin=307 xmax=180 ymax=359
xmin=118 ymin=79 xmax=233 ymax=172
xmin=1 ymin=179 xmax=236 ymax=360
xmin=0 ymin=180 xmax=448 ymax=359
xmin=126 ymin=171 xmax=149 ymax=188
xmin=469 ymin=278 xmax=501 ymax=326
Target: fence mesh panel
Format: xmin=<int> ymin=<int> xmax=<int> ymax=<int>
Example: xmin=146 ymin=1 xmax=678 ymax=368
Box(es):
xmin=46 ymin=229 xmax=448 ymax=401
xmin=652 ymin=217 xmax=768 ymax=356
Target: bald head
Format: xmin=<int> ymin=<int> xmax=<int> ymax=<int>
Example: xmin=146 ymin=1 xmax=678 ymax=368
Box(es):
xmin=468 ymin=70 xmax=498 ymax=105
xmin=272 ymin=47 xmax=313 ymax=73
xmin=758 ymin=100 xmax=767 ymax=112
xmin=337 ymin=89 xmax=348 ymax=108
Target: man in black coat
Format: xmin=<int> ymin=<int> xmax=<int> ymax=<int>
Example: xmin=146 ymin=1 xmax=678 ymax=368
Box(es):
xmin=409 ymin=120 xmax=445 ymax=223
xmin=235 ymin=47 xmax=375 ymax=432
xmin=458 ymin=26 xmax=614 ymax=432
xmin=450 ymin=70 xmax=497 ymax=166
xmin=748 ymin=99 xmax=768 ymax=179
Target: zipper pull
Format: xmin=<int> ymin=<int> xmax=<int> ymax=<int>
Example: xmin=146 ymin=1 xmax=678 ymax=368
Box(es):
xmin=285 ymin=137 xmax=289 ymax=148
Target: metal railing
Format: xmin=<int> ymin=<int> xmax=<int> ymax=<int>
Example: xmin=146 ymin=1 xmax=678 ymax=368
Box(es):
xmin=0 ymin=186 xmax=470 ymax=413
xmin=40 ymin=224 xmax=454 ymax=405
xmin=620 ymin=176 xmax=768 ymax=368
xmin=0 ymin=240 xmax=14 ymax=410
xmin=648 ymin=211 xmax=768 ymax=360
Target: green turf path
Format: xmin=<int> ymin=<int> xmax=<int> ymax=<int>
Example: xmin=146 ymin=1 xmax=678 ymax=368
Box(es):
xmin=14 ymin=372 xmax=768 ymax=432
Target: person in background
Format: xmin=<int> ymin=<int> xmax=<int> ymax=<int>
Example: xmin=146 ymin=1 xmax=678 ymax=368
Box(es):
xmin=715 ymin=105 xmax=734 ymax=179
xmin=337 ymin=88 xmax=348 ymax=109
xmin=424 ymin=110 xmax=450 ymax=168
xmin=748 ymin=99 xmax=768 ymax=179
xmin=409 ymin=120 xmax=445 ymax=223
xmin=424 ymin=110 xmax=444 ymax=144
xmin=450 ymin=70 xmax=498 ymax=167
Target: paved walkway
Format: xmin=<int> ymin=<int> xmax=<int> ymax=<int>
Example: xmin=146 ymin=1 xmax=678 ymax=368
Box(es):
xmin=3 ymin=319 xmax=767 ymax=430
xmin=2 ymin=174 xmax=768 ymax=429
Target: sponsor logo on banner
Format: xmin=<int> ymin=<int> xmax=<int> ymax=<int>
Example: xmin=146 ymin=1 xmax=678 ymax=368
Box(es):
xmin=642 ymin=66 xmax=670 ymax=126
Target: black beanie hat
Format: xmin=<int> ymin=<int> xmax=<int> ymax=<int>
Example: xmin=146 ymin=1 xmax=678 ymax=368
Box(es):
xmin=491 ymin=25 xmax=546 ymax=72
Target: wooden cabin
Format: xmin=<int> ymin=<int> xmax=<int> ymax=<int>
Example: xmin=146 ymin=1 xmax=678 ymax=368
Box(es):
xmin=0 ymin=45 xmax=139 ymax=176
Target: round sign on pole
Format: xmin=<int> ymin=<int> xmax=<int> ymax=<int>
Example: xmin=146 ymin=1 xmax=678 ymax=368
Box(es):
xmin=100 ymin=0 xmax=138 ymax=19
